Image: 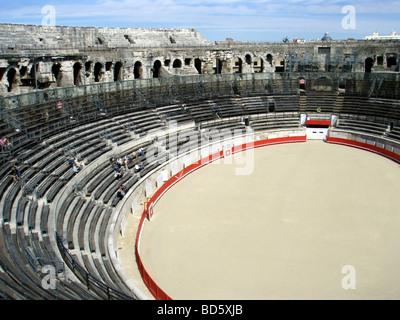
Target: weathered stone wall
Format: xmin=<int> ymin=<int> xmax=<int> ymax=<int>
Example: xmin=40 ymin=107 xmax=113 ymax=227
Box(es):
xmin=0 ymin=23 xmax=399 ymax=95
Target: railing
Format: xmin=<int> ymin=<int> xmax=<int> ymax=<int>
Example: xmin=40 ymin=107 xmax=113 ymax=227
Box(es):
xmin=327 ymin=129 xmax=400 ymax=164
xmin=1 ymin=72 xmax=400 ymax=111
xmin=55 ymin=233 xmax=136 ymax=300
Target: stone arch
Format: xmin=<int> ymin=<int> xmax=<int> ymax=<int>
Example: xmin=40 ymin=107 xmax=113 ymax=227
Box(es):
xmin=94 ymin=62 xmax=104 ymax=83
xmin=85 ymin=61 xmax=92 ymax=77
xmin=387 ymin=56 xmax=397 ymax=68
xmin=134 ymin=61 xmax=143 ymax=79
xmin=114 ymin=61 xmax=123 ymax=81
xmin=19 ymin=66 xmax=27 ymax=78
xmin=194 ymin=58 xmax=202 ymax=74
xmin=173 ymin=59 xmax=182 ymax=68
xmin=153 ymin=60 xmax=162 ymax=78
xmin=245 ymin=54 xmax=252 ymax=65
xmin=73 ymin=62 xmax=83 ymax=86
xmin=254 ymin=57 xmax=264 ymax=73
xmin=52 ymin=62 xmax=62 ymax=87
xmin=29 ymin=63 xmax=38 ymax=80
xmin=266 ymin=54 xmax=273 ymax=66
xmin=365 ymin=57 xmax=374 ymax=73
xmin=6 ymin=67 xmax=18 ymax=92
xmin=215 ymin=58 xmax=223 ymax=74
xmin=233 ymin=57 xmax=242 ymax=74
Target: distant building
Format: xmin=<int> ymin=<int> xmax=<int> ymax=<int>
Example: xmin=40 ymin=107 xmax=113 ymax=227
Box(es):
xmin=365 ymin=31 xmax=400 ymax=40
xmin=321 ymin=33 xmax=332 ymax=41
xmin=293 ymin=38 xmax=306 ymax=43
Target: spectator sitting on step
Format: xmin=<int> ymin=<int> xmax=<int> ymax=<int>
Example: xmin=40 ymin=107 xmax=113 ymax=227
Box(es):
xmin=73 ymin=163 xmax=80 ymax=173
xmin=116 ymin=184 xmax=126 ymax=200
xmin=135 ymin=161 xmax=144 ymax=172
xmin=10 ymin=164 xmax=21 ymax=182
xmin=0 ymin=137 xmax=10 ymax=146
xmin=114 ymin=166 xmax=123 ymax=180
xmin=75 ymin=158 xmax=82 ymax=167
xmin=114 ymin=165 xmax=122 ymax=173
xmin=124 ymin=154 xmax=131 ymax=166
xmin=138 ymin=147 xmax=145 ymax=156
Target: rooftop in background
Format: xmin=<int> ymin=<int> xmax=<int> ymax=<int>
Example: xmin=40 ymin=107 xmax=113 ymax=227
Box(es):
xmin=365 ymin=31 xmax=400 ymax=40
xmin=321 ymin=33 xmax=333 ymax=41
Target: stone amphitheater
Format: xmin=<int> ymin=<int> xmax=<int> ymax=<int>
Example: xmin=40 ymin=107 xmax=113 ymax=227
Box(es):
xmin=1 ymin=23 xmax=399 ymax=95
xmin=0 ymin=23 xmax=399 ymax=300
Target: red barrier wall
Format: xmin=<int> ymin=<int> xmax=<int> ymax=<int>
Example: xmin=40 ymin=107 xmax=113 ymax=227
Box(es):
xmin=135 ymin=135 xmax=307 ymax=300
xmin=326 ymin=136 xmax=400 ymax=164
xmin=306 ymin=120 xmax=331 ymax=126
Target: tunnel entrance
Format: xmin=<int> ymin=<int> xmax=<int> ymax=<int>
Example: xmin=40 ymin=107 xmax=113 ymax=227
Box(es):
xmin=365 ymin=57 xmax=373 ymax=73
xmin=387 ymin=56 xmax=397 ymax=68
xmin=134 ymin=61 xmax=143 ymax=79
xmin=94 ymin=62 xmax=103 ymax=82
xmin=6 ymin=68 xmax=17 ymax=92
xmin=114 ymin=62 xmax=123 ymax=81
xmin=73 ymin=62 xmax=83 ymax=86
xmin=195 ymin=58 xmax=202 ymax=74
xmin=52 ymin=63 xmax=62 ymax=87
xmin=153 ymin=60 xmax=161 ymax=78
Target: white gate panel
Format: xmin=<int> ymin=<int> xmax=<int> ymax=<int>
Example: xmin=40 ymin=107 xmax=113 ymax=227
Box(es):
xmin=307 ymin=128 xmax=328 ymax=140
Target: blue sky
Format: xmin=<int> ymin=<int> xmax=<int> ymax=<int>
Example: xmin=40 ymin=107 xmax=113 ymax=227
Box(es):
xmin=1 ymin=0 xmax=399 ymax=42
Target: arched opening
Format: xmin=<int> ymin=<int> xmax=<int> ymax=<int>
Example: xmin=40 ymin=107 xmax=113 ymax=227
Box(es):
xmin=233 ymin=57 xmax=242 ymax=74
xmin=387 ymin=56 xmax=397 ymax=68
xmin=365 ymin=57 xmax=374 ymax=73
xmin=134 ymin=61 xmax=143 ymax=79
xmin=275 ymin=58 xmax=285 ymax=72
xmin=339 ymin=80 xmax=346 ymax=90
xmin=266 ymin=54 xmax=273 ymax=66
xmin=173 ymin=59 xmax=182 ymax=68
xmin=215 ymin=58 xmax=223 ymax=74
xmin=94 ymin=62 xmax=103 ymax=82
xmin=195 ymin=58 xmax=202 ymax=74
xmin=19 ymin=66 xmax=31 ymax=87
xmin=52 ymin=63 xmax=62 ymax=87
xmin=6 ymin=68 xmax=17 ymax=92
xmin=114 ymin=61 xmax=123 ymax=81
xmin=245 ymin=54 xmax=252 ymax=65
xmin=153 ymin=60 xmax=161 ymax=78
xmin=73 ymin=62 xmax=83 ymax=86
xmin=29 ymin=63 xmax=38 ymax=86
xmin=19 ymin=66 xmax=27 ymax=78
xmin=255 ymin=57 xmax=264 ymax=73
xmin=85 ymin=61 xmax=92 ymax=78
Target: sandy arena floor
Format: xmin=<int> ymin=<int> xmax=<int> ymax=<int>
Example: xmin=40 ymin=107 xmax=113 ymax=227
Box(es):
xmin=118 ymin=140 xmax=400 ymax=300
